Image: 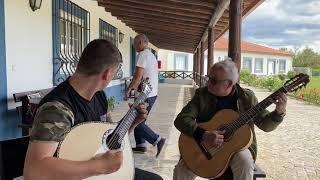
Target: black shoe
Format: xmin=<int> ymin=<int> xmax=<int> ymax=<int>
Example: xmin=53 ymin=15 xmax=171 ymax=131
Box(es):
xmin=156 ymin=138 xmax=166 ymax=158
xmin=132 ymin=147 xmax=147 ymax=154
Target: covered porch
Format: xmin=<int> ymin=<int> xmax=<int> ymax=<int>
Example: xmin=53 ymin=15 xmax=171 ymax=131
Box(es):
xmin=112 ymin=83 xmax=320 ymax=180
xmin=97 ymin=0 xmax=263 ymax=87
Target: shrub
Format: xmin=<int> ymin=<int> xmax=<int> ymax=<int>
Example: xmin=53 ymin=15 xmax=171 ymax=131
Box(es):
xmin=277 ymin=74 xmax=286 ymax=81
xmin=287 ymin=70 xmax=297 ymax=79
xmin=107 ymin=96 xmax=116 ymax=112
xmin=312 ymin=68 xmax=320 ymax=77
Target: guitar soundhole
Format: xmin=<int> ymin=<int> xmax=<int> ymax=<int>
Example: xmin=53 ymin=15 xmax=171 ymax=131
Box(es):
xmin=105 ymin=133 xmax=121 ymax=150
xmin=218 ymin=125 xmax=234 ymax=142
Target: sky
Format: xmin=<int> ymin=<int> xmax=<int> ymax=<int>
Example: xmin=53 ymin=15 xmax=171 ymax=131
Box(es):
xmin=242 ymin=0 xmax=320 ymax=52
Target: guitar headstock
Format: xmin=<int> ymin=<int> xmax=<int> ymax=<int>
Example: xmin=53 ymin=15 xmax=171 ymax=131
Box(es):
xmin=140 ymin=78 xmax=153 ymax=96
xmin=284 ymin=73 xmax=310 ymax=93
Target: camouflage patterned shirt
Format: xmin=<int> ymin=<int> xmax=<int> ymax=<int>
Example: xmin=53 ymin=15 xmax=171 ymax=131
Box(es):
xmin=29 ymin=101 xmax=75 ymax=142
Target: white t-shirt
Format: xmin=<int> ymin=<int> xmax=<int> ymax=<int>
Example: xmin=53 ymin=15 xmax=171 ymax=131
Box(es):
xmin=136 ymin=49 xmax=158 ymax=97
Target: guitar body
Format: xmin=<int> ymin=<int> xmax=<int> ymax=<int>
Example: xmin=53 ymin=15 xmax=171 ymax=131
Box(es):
xmin=57 ymin=122 xmax=134 ymax=180
xmin=179 ymin=109 xmax=253 ymax=179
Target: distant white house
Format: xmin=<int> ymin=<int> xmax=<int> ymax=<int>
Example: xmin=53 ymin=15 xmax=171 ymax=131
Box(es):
xmin=158 ymin=37 xmax=293 ymax=76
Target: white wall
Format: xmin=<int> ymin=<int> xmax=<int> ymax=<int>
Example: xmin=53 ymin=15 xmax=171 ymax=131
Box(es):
xmin=5 ymin=0 xmax=53 ymax=108
xmin=158 ymin=49 xmax=193 ymax=71
xmin=159 ymin=48 xmax=293 ymax=76
xmin=214 ymin=50 xmax=293 ymax=75
xmin=4 ymin=0 xmax=158 ymax=108
xmin=72 ymin=0 xmax=158 ymax=87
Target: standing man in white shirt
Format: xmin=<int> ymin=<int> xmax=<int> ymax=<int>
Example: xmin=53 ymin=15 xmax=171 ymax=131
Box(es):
xmin=126 ymin=34 xmax=166 ymax=158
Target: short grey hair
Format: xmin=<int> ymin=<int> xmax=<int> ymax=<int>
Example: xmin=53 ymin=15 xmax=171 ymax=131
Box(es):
xmin=134 ymin=34 xmax=149 ymax=45
xmin=212 ymin=57 xmax=239 ymax=84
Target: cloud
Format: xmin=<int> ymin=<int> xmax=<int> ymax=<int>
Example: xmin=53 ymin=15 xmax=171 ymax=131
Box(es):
xmin=242 ymin=0 xmax=320 ymax=52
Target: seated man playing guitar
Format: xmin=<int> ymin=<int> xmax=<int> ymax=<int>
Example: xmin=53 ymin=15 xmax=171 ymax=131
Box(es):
xmin=23 ymin=39 xmax=160 ymax=180
xmin=173 ymin=59 xmax=287 ymax=180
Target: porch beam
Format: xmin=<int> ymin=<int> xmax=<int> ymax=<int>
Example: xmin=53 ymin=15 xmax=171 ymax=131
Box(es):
xmin=108 ymin=9 xmax=209 ymax=24
xmin=117 ymin=13 xmax=208 ymax=28
xmin=195 ymin=0 xmax=230 ymax=52
xmin=112 ymin=12 xmax=208 ymax=25
xmin=123 ymin=20 xmax=206 ymax=32
xmin=160 ymin=0 xmax=216 ymax=8
xmin=119 ymin=18 xmax=206 ymax=29
xmin=98 ymin=0 xmax=215 ymax=13
xmin=153 ymin=41 xmax=195 ymax=48
xmin=151 ymin=37 xmax=198 ymax=44
xmin=207 ymin=27 xmax=214 ymax=73
xmin=156 ymin=45 xmax=194 ymax=53
xmin=99 ymin=1 xmax=211 ymax=20
xmin=228 ymin=0 xmax=242 ymax=71
xmin=139 ymin=32 xmax=201 ymax=41
xmin=126 ymin=24 xmax=204 ymax=35
xmin=150 ymin=40 xmax=198 ymax=47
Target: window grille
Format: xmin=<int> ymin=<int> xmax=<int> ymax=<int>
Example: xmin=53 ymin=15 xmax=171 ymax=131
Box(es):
xmin=99 ymin=19 xmax=123 ymax=80
xmin=99 ymin=19 xmax=118 ymax=47
xmin=52 ymin=0 xmax=90 ymax=85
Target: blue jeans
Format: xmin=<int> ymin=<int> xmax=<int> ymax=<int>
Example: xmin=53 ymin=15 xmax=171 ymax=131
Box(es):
xmin=134 ymin=96 xmax=160 ymax=147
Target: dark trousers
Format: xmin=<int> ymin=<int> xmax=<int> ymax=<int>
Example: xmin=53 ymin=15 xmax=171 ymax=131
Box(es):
xmin=134 ymin=96 xmax=160 ymax=146
xmin=134 ymin=168 xmax=163 ymax=180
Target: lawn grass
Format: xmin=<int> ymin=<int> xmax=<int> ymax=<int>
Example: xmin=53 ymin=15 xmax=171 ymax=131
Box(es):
xmin=308 ymin=77 xmax=320 ymax=89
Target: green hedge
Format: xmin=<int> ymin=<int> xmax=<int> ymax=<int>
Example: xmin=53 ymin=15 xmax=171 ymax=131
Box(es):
xmin=312 ymin=68 xmax=320 ymax=77
xmin=240 ymin=70 xmax=320 ymax=105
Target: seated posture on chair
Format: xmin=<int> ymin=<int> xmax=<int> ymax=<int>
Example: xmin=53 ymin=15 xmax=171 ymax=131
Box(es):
xmin=23 ymin=39 xmax=161 ymax=180
xmin=173 ymin=59 xmax=287 ymax=180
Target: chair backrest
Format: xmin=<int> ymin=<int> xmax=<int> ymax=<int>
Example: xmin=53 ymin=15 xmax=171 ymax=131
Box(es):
xmin=13 ymin=88 xmax=54 ymax=136
xmin=0 ymin=136 xmax=29 ymax=180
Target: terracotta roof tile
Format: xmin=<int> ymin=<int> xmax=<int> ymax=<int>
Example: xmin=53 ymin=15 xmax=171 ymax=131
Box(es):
xmin=214 ymin=37 xmax=292 ymax=56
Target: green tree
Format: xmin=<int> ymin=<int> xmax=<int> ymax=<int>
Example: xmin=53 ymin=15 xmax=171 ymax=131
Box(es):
xmin=292 ymin=47 xmax=320 ymax=68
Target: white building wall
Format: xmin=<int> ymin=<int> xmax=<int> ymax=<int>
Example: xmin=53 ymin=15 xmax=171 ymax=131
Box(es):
xmin=158 ymin=49 xmax=193 ymax=71
xmin=160 ymin=48 xmax=293 ymax=76
xmin=213 ymin=49 xmax=293 ymax=76
xmin=4 ymin=0 xmax=158 ymax=108
xmin=5 ymin=0 xmax=53 ymax=108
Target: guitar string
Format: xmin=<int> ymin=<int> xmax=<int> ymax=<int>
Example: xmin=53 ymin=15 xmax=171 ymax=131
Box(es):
xmin=108 ymin=92 xmax=147 ymax=149
xmin=107 ymin=98 xmax=141 ymax=149
xmin=224 ymin=88 xmax=284 ymax=134
xmin=108 ymin=95 xmax=142 ymax=149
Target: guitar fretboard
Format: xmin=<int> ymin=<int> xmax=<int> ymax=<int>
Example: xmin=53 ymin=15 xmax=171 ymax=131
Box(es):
xmin=227 ymin=87 xmax=287 ymax=132
xmin=107 ymin=92 xmax=148 ymax=150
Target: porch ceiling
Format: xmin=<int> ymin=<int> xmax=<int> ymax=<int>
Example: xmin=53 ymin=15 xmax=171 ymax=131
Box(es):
xmin=97 ymin=0 xmax=263 ymax=53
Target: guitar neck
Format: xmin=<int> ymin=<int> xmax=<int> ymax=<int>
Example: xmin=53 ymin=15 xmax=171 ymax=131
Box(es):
xmin=107 ymin=92 xmax=148 ymax=150
xmin=229 ymin=87 xmax=287 ymax=131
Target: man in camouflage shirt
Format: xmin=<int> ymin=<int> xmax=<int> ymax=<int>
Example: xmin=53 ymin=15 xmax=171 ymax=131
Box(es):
xmin=23 ymin=39 xmax=149 ymax=180
xmin=173 ymin=59 xmax=287 ymax=180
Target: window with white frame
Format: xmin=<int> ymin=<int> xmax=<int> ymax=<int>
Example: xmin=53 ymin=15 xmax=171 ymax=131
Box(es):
xmin=174 ymin=54 xmax=188 ymax=70
xmin=242 ymin=57 xmax=252 ymax=72
xmin=279 ymin=59 xmax=286 ymax=73
xmin=254 ymin=58 xmax=263 ymax=73
xmin=52 ymin=0 xmax=90 ymax=85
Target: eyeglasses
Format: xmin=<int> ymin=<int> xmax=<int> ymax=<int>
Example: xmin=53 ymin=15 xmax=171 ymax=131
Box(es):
xmin=208 ymin=76 xmax=228 ymax=85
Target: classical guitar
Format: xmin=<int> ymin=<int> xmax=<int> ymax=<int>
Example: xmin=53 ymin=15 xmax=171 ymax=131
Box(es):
xmin=179 ymin=73 xmax=310 ymax=179
xmin=56 ymin=78 xmax=152 ymax=180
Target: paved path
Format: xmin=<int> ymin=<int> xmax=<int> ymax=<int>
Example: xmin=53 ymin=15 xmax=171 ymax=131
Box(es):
xmin=111 ymin=83 xmax=320 ymax=180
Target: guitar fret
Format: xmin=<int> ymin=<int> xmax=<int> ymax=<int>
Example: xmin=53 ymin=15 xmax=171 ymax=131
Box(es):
xmin=107 ymin=86 xmax=152 ymax=150
xmin=227 ymin=88 xmax=287 ymax=131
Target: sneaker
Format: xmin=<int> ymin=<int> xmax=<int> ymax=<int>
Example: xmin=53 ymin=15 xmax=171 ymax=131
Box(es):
xmin=132 ymin=147 xmax=147 ymax=154
xmin=156 ymin=138 xmax=166 ymax=158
